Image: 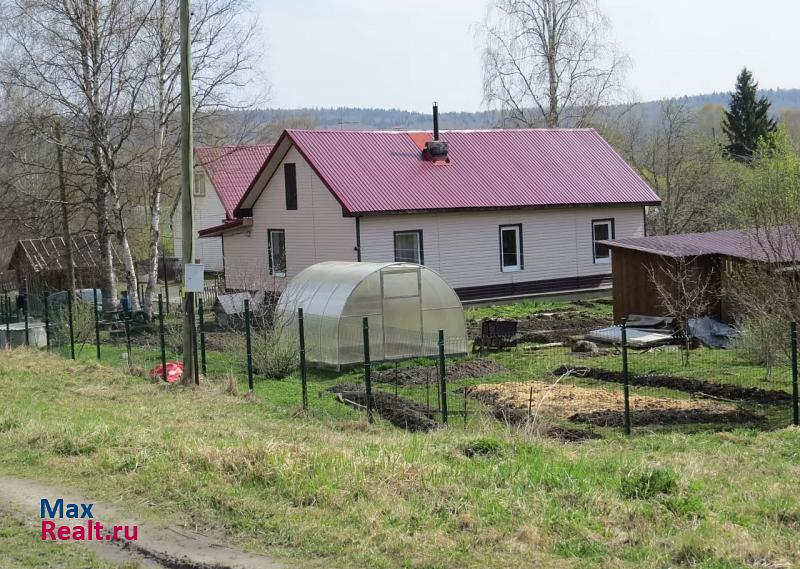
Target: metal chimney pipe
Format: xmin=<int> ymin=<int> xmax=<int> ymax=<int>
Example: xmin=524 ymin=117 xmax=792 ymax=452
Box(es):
xmin=432 ymin=102 xmax=439 ymax=141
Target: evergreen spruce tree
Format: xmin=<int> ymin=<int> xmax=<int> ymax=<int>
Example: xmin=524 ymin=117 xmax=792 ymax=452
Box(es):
xmin=722 ymin=67 xmax=778 ymax=162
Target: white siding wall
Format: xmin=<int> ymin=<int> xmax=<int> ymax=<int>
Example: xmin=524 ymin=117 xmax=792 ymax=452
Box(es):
xmin=224 ymin=146 xmax=357 ymax=290
xmin=172 ymin=171 xmax=227 ymax=272
xmin=359 ymin=206 xmax=644 ymax=293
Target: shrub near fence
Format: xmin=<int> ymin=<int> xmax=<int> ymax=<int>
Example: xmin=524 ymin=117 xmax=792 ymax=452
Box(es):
xmin=7 ymin=292 xmax=800 ymax=436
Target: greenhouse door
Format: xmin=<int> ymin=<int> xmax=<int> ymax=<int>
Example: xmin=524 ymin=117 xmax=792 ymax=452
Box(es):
xmin=380 ymin=267 xmax=423 ymax=360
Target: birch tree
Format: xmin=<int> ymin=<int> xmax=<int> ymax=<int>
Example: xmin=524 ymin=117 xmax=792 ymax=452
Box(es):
xmin=134 ymin=0 xmax=261 ymax=316
xmin=481 ymin=0 xmax=628 ymax=127
xmin=1 ymin=0 xmax=153 ymax=311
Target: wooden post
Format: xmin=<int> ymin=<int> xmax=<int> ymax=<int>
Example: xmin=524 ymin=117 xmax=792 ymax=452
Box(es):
xmin=179 ymin=0 xmax=196 ymax=385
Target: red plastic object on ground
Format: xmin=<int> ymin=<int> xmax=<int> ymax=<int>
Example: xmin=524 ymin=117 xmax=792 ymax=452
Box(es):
xmin=149 ymin=362 xmax=184 ymax=383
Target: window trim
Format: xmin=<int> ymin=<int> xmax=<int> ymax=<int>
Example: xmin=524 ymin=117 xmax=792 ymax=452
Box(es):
xmin=267 ymin=228 xmax=286 ymax=277
xmin=193 ymin=170 xmax=206 ymax=197
xmin=393 ymin=229 xmax=424 ymax=265
xmin=592 ymin=218 xmax=615 ymax=264
xmin=499 ymin=224 xmax=524 ymax=272
xmin=284 ymin=163 xmax=297 ymax=211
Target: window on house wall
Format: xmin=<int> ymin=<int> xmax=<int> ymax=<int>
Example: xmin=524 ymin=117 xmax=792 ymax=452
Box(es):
xmin=284 ymin=163 xmax=297 ymax=210
xmin=592 ymin=219 xmax=615 ymax=264
xmin=268 ymin=229 xmax=286 ymax=277
xmin=394 ymin=230 xmax=423 ymax=264
xmin=499 ymin=224 xmax=523 ymax=272
xmin=193 ymin=171 xmax=205 ymax=197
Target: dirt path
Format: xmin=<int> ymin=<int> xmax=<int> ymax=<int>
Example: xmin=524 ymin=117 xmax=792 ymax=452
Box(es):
xmin=0 ymin=476 xmax=284 ymax=569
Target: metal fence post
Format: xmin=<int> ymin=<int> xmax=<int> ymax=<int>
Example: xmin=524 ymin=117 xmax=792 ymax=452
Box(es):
xmin=438 ymin=329 xmax=448 ymax=424
xmin=791 ymin=321 xmax=798 ymax=426
xmin=23 ymin=293 xmax=29 ymax=347
xmin=192 ymin=306 xmax=200 ymax=385
xmin=43 ymin=293 xmax=50 ymax=351
xmin=298 ymin=307 xmax=308 ymax=412
xmin=198 ymin=297 xmax=207 ymax=375
xmin=245 ymin=299 xmax=253 ymax=392
xmin=362 ymin=316 xmax=373 ymax=423
xmin=123 ymin=317 xmax=132 ymax=372
xmin=23 ymin=277 xmax=29 ymax=346
xmin=162 ymin=251 xmax=170 ymax=315
xmin=621 ymin=319 xmax=631 ymax=435
xmin=158 ymin=294 xmax=167 ymax=382
xmin=67 ymin=291 xmax=75 ymax=359
xmin=93 ymin=287 xmax=100 ymax=360
xmin=3 ymin=293 xmax=9 ymax=347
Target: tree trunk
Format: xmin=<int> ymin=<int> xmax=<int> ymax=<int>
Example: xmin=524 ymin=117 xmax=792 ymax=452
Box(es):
xmin=546 ymin=8 xmax=559 ymax=128
xmin=55 ymin=124 xmax=76 ymax=297
xmin=110 ymin=180 xmax=141 ymax=313
xmin=95 ymin=185 xmax=117 ymax=313
xmin=143 ymin=163 xmax=164 ymax=318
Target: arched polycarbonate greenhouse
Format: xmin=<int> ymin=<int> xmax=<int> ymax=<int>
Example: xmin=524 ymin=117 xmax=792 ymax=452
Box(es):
xmin=275 ymin=261 xmax=467 ymax=369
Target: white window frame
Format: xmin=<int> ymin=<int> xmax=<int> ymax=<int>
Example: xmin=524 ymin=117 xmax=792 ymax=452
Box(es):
xmin=193 ymin=170 xmax=205 ymax=197
xmin=393 ymin=230 xmax=423 ymax=264
xmin=592 ymin=219 xmax=614 ymax=264
xmin=268 ymin=229 xmax=286 ymax=277
xmin=500 ymin=224 xmax=523 ymax=272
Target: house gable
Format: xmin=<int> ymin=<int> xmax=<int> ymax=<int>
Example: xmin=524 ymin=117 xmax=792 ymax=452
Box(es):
xmin=223 ymin=145 xmax=357 ymax=290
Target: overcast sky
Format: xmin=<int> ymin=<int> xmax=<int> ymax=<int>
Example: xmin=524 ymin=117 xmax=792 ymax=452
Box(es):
xmin=253 ymin=0 xmax=799 ymax=113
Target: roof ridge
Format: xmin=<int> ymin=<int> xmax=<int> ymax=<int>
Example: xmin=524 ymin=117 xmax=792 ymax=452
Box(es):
xmin=286 ymin=128 xmax=597 ymax=134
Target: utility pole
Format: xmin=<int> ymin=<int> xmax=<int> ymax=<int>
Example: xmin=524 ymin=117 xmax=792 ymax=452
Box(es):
xmin=179 ymin=0 xmax=196 ymax=385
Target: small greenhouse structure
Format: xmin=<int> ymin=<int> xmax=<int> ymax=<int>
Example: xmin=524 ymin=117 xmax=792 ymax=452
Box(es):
xmin=275 ymin=261 xmax=467 ymax=369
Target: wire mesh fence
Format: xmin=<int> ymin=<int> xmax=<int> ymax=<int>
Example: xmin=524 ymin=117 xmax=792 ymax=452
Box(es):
xmin=4 ymin=292 xmax=799 ymax=436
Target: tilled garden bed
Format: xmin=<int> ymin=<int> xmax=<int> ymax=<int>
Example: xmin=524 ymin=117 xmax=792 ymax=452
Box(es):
xmin=329 ymin=384 xmax=440 ymax=432
xmin=552 ymin=366 xmax=792 ymax=405
xmin=469 ymin=380 xmax=762 ymax=429
xmin=373 ymin=359 xmax=507 ymax=386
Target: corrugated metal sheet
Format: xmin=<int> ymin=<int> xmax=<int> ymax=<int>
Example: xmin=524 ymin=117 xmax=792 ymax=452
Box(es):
xmin=604 ymin=227 xmax=800 ymax=263
xmin=195 ymin=145 xmax=273 ymax=218
xmin=281 ymin=128 xmax=660 ymax=214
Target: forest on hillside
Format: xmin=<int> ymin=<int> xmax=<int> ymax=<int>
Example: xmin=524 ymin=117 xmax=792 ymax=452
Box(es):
xmin=245 ymin=89 xmax=800 ymax=132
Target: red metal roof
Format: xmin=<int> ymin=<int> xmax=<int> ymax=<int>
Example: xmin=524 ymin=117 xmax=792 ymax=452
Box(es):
xmin=195 ymin=145 xmax=272 ymax=218
xmin=603 ymin=227 xmax=800 ymax=263
xmin=240 ymin=129 xmax=660 ymax=215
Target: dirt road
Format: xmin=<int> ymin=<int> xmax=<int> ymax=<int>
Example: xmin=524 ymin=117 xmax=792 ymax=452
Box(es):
xmin=0 ymin=476 xmax=284 ymax=569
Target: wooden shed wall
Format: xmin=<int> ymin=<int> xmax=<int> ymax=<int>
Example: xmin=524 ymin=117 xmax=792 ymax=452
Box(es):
xmin=610 ymin=249 xmax=723 ymax=323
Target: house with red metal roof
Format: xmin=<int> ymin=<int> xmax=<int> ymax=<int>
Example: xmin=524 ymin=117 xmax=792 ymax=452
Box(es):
xmin=200 ymin=123 xmax=660 ymax=301
xmin=172 ymin=144 xmax=272 ymax=272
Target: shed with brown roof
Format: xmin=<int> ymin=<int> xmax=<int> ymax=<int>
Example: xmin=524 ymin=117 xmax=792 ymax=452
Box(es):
xmin=7 ymin=234 xmax=111 ymax=295
xmin=602 ymin=227 xmax=800 ymax=323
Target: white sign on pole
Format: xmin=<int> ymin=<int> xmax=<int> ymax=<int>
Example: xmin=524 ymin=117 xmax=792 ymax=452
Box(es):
xmin=184 ymin=263 xmax=205 ymax=293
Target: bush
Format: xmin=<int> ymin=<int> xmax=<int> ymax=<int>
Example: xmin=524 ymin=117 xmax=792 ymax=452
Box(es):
xmin=735 ymin=316 xmax=788 ymax=380
xmin=620 ymin=467 xmax=678 ymax=499
xmin=52 ymin=300 xmax=96 ymax=347
xmin=462 ymin=437 xmax=506 ymax=458
xmin=250 ymin=326 xmax=298 ymax=379
xmin=219 ymin=321 xmax=298 ymax=380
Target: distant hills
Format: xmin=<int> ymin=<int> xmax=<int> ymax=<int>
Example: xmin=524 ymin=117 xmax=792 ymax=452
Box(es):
xmin=248 ymin=88 xmax=800 ymax=132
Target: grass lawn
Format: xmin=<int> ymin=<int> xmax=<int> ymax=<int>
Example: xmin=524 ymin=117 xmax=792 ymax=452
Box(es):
xmin=1 ymin=348 xmax=800 ymax=568
xmin=464 ymin=298 xmax=613 ymax=322
xmin=0 ymin=506 xmax=131 ymax=569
